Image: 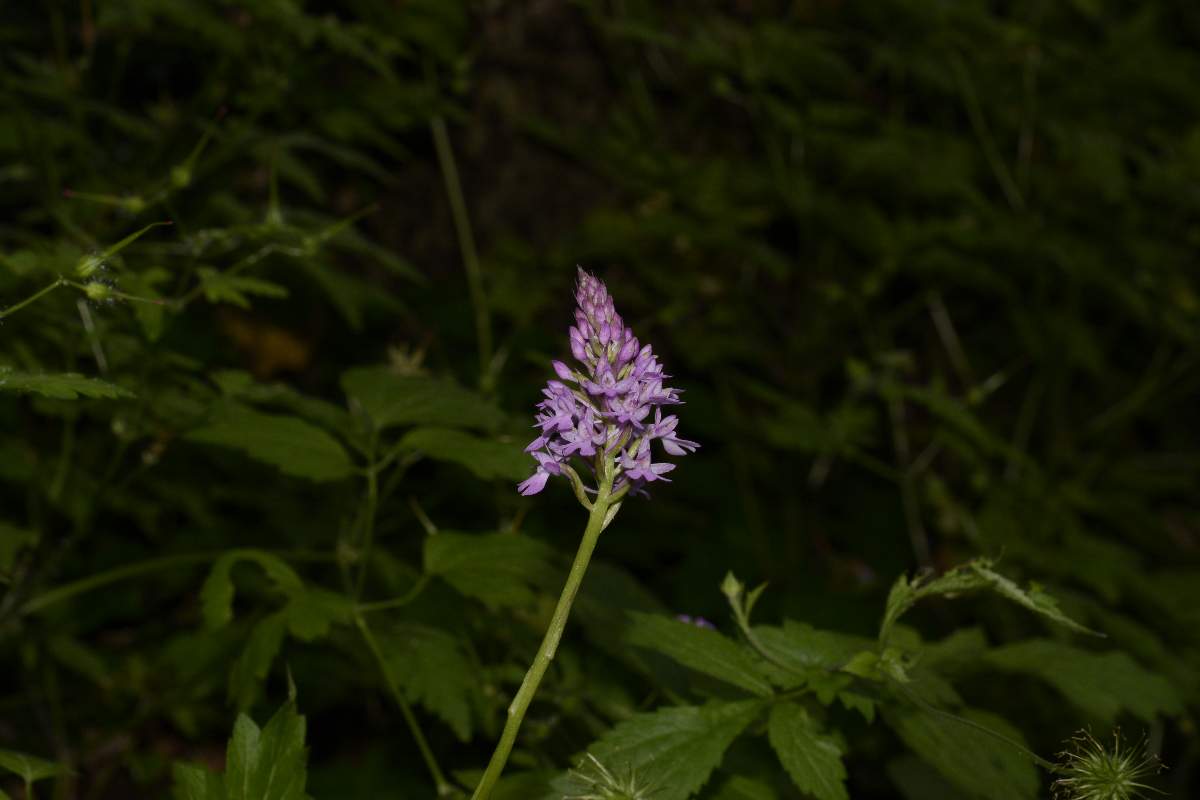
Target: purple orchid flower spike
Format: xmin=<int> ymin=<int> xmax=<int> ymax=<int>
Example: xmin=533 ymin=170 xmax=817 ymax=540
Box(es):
xmin=481 ymin=271 xmax=699 ymax=798
xmin=519 ymin=267 xmax=698 ymax=504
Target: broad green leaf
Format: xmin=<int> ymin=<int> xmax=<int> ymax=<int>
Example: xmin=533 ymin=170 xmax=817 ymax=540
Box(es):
xmin=0 ymin=521 xmax=37 ymax=575
xmin=383 ymin=624 xmax=476 ymax=740
xmin=284 ymin=587 xmax=354 ymax=641
xmin=171 ymin=763 xmax=226 ymax=800
xmin=250 ymin=702 xmax=309 ymax=800
xmin=753 ymin=620 xmax=875 ymax=678
xmin=0 ymin=367 xmax=132 ymax=400
xmin=399 ymin=426 xmax=529 ymax=481
xmin=982 ymin=640 xmax=1182 ymax=722
xmin=0 ymin=748 xmax=66 ymax=784
xmin=885 ymin=706 xmax=1038 ymax=800
xmin=710 ymin=775 xmax=779 ymax=800
xmin=188 ymin=403 xmax=353 ymax=481
xmin=224 ymin=701 xmax=309 ymax=800
xmin=886 ymin=756 xmax=973 ymax=800
xmin=211 ymin=370 xmax=353 ymax=439
xmin=424 ymin=531 xmax=556 ymax=611
xmin=767 ymin=703 xmax=848 ymax=800
xmin=626 ymin=612 xmax=772 ymax=696
xmin=200 ymin=550 xmax=304 ymax=629
xmin=553 ymin=700 xmax=763 ymax=800
xmin=197 ymin=267 xmax=288 ymax=308
xmin=340 ymin=366 xmax=504 ymax=432
xmin=880 ymin=558 xmax=1097 ymax=643
xmin=229 ymin=612 xmax=288 ymax=709
xmin=225 ymin=715 xmax=261 ymax=800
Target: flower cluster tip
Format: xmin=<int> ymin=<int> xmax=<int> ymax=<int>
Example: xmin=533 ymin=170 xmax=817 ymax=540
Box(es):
xmin=519 ymin=268 xmax=697 ymax=501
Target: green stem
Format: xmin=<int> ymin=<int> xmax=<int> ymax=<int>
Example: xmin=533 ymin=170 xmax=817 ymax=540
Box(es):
xmin=353 ymin=440 xmax=380 ymax=600
xmin=472 ymin=480 xmax=615 ymax=799
xmin=0 ymin=278 xmax=66 ymax=320
xmin=357 ymin=575 xmax=431 ymax=613
xmin=18 ymin=550 xmax=331 ymax=616
xmin=430 ymin=115 xmax=492 ymax=388
xmin=355 ymin=612 xmax=453 ymax=795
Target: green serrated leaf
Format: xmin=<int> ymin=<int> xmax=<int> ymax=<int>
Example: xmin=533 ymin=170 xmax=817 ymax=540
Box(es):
xmin=626 ymin=612 xmax=772 ymax=696
xmin=249 ymin=702 xmax=308 ymax=800
xmin=768 ymin=703 xmax=848 ymax=800
xmin=885 ymin=706 xmax=1038 ymax=800
xmin=284 ymin=587 xmax=354 ymax=641
xmin=553 ymin=701 xmax=763 ymax=800
xmin=188 ymin=403 xmax=353 ymax=481
xmin=383 ymin=624 xmax=476 ymax=741
xmin=0 ymin=521 xmax=37 ymax=576
xmin=340 ymin=367 xmax=504 ymax=432
xmin=0 ymin=748 xmax=66 ymax=784
xmin=171 ymin=763 xmax=226 ymax=800
xmin=399 ymin=426 xmax=529 ymax=481
xmin=176 ymin=701 xmax=305 ymax=800
xmin=710 ymin=775 xmax=779 ymax=800
xmin=879 ymin=558 xmax=1098 ymax=643
xmin=982 ymin=639 xmax=1182 ymax=723
xmin=229 ymin=612 xmax=288 ymax=709
xmin=197 ymin=267 xmax=288 ymax=308
xmin=200 ymin=550 xmax=304 ymax=630
xmin=752 ymin=620 xmax=874 ymax=688
xmin=424 ymin=531 xmax=556 ymax=611
xmin=225 ymin=714 xmax=261 ymax=800
xmin=0 ymin=367 xmax=133 ymax=400
xmin=887 ymin=756 xmax=974 ymax=800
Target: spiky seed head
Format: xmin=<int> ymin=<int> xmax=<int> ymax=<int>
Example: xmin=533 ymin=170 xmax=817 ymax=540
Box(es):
xmin=1052 ymin=729 xmax=1164 ymax=800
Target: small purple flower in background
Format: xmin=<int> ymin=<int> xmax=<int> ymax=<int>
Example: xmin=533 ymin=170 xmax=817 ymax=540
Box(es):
xmin=676 ymin=614 xmax=716 ymax=630
xmin=518 ymin=268 xmax=698 ymax=501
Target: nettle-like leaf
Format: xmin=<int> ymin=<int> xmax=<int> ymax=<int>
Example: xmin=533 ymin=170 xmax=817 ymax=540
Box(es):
xmin=424 ymin=531 xmax=556 ymax=611
xmin=187 ymin=402 xmax=354 ymax=481
xmin=0 ymin=748 xmax=67 ymax=795
xmin=552 ymin=700 xmax=764 ymax=800
xmin=710 ymin=775 xmax=779 ymax=800
xmin=767 ymin=703 xmax=849 ymax=800
xmin=626 ymin=612 xmax=772 ymax=697
xmin=884 ymin=706 xmax=1038 ymax=800
xmin=399 ymin=426 xmax=529 ymax=481
xmin=0 ymin=366 xmax=133 ymax=400
xmin=0 ymin=521 xmax=37 ymax=577
xmin=196 ymin=267 xmax=288 ymax=308
xmin=982 ymin=639 xmax=1182 ymax=723
xmin=753 ymin=620 xmax=874 ymax=676
xmin=201 ymin=550 xmax=305 ymax=630
xmin=172 ymin=700 xmax=309 ymax=800
xmin=201 ymin=550 xmax=352 ymax=706
xmin=880 ymin=558 xmax=1098 ymax=643
xmin=382 ymin=623 xmax=478 ymax=741
xmin=340 ymin=366 xmax=504 ymax=432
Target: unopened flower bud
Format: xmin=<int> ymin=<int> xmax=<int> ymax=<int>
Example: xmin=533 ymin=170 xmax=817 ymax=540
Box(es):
xmin=84 ymin=281 xmax=112 ymax=301
xmin=76 ymin=253 xmax=105 ymax=278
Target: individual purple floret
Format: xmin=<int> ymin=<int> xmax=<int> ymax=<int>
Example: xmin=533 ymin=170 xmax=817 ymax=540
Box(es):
xmin=676 ymin=614 xmax=716 ymax=630
xmin=518 ymin=268 xmax=698 ymax=501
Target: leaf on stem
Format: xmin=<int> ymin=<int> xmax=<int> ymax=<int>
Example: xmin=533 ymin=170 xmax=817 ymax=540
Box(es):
xmin=626 ymin=612 xmax=773 ymax=697
xmin=767 ymin=703 xmax=849 ymax=800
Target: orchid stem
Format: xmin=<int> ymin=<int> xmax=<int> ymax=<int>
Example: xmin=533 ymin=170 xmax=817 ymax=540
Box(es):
xmin=471 ymin=477 xmax=615 ymax=799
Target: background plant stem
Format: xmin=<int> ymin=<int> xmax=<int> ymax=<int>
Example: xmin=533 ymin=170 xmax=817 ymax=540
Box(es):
xmin=430 ymin=115 xmax=492 ymax=389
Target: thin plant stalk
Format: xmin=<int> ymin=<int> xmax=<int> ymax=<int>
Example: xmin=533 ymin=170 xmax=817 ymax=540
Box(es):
xmin=430 ymin=115 xmax=493 ymax=388
xmin=471 ymin=469 xmax=615 ymax=799
xmin=355 ymin=612 xmax=454 ymax=796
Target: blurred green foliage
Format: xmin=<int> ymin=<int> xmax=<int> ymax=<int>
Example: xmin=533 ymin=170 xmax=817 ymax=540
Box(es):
xmin=0 ymin=1 xmax=1197 ymax=798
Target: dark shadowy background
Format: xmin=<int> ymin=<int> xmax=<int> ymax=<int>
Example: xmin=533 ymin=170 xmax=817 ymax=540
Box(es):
xmin=1 ymin=1 xmax=1198 ymax=797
